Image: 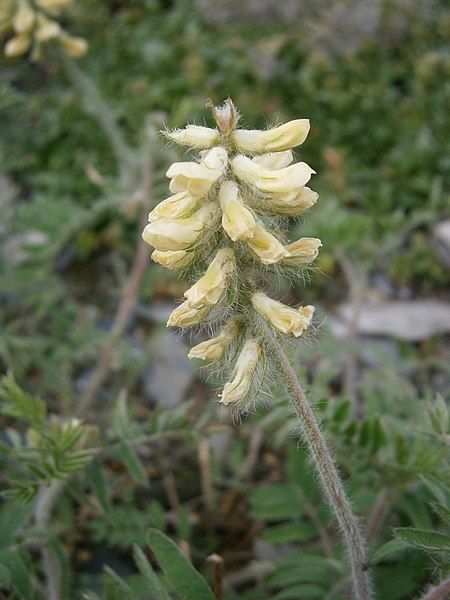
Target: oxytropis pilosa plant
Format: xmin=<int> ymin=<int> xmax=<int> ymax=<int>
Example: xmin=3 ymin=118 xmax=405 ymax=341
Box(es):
xmin=142 ymin=99 xmax=372 ymax=599
xmin=143 ymin=99 xmax=322 ymax=407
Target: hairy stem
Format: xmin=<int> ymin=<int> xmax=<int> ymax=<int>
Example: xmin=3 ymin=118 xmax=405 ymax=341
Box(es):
xmin=76 ymin=153 xmax=152 ymax=415
xmin=419 ymin=578 xmax=450 ymax=600
xmin=34 ymin=481 xmax=65 ymax=600
xmin=265 ymin=328 xmax=372 ymax=599
xmin=61 ymin=54 xmax=134 ymax=186
xmin=366 ymin=487 xmax=390 ymax=546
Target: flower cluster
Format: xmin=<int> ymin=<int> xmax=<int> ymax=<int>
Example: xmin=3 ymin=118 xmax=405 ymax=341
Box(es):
xmin=1 ymin=0 xmax=87 ymax=58
xmin=142 ymin=99 xmax=321 ymax=407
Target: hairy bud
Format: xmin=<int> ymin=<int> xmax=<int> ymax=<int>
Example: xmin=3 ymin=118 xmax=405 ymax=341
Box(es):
xmin=219 ymin=339 xmax=261 ymax=405
xmin=252 ymin=292 xmax=315 ymax=337
xmin=219 ymin=181 xmax=256 ymax=241
xmin=247 ymin=222 xmax=289 ymax=265
xmin=184 ymin=248 xmax=235 ymax=308
xmin=231 ymin=119 xmax=310 ymax=153
xmin=142 ymin=202 xmax=217 ymax=252
xmin=165 ymin=125 xmax=219 ymax=149
xmin=188 ymin=319 xmax=238 ymax=361
xmin=284 ymin=237 xmax=322 ymax=265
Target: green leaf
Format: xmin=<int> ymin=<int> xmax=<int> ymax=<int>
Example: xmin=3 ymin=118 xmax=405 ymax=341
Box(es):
xmin=0 ymin=551 xmax=33 ymax=599
xmin=272 ymin=583 xmax=324 ymax=599
xmin=261 ymin=521 xmax=317 ymax=544
xmin=371 ymin=417 xmax=386 ymax=453
xmin=0 ymin=503 xmax=33 ymax=549
xmin=432 ymin=502 xmax=450 ymax=524
xmin=148 ymin=529 xmax=215 ymax=600
xmin=148 ymin=500 xmax=166 ymax=531
xmin=0 ymin=375 xmax=46 ymax=429
xmin=119 ymin=441 xmax=148 ymax=485
xmin=0 ymin=562 xmax=10 ymax=584
xmin=87 ymin=457 xmax=111 ymax=511
xmin=132 ymin=545 xmax=170 ymax=600
xmin=332 ymin=400 xmax=350 ymax=424
xmin=249 ymin=483 xmax=304 ymax=520
xmin=394 ymin=527 xmax=450 ymax=551
xmin=103 ymin=565 xmax=140 ymax=600
xmin=113 ymin=391 xmax=131 ymax=438
xmin=359 ymin=419 xmax=371 ymax=447
xmin=371 ymin=538 xmax=410 ymax=563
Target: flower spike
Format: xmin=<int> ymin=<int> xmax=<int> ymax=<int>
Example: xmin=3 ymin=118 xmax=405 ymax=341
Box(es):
xmin=143 ymin=99 xmax=319 ymax=406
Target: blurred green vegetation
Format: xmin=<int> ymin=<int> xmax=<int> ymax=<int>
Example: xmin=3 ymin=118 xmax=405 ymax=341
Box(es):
xmin=0 ymin=0 xmax=449 ymax=598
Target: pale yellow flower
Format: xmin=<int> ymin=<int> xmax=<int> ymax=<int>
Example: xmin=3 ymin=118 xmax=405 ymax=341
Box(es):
xmin=231 ymin=155 xmax=314 ymax=195
xmin=284 ymin=237 xmax=322 ymax=265
xmin=167 ymin=147 xmax=228 ymax=197
xmin=142 ymin=202 xmax=217 ymax=252
xmin=2 ymin=0 xmax=88 ymax=58
xmin=151 ymin=249 xmax=190 ymax=271
xmin=165 ymin=125 xmax=220 ymax=149
xmin=148 ymin=191 xmax=199 ymax=222
xmin=264 ymin=187 xmax=319 ymax=216
xmin=188 ymin=320 xmax=238 ymax=361
xmin=252 ymin=292 xmax=315 ymax=337
xmin=252 ymin=150 xmax=293 ymax=169
xmin=4 ymin=32 xmax=31 ymax=56
xmin=219 ymin=339 xmax=261 ymax=405
xmin=166 ymin=301 xmax=210 ymax=328
xmin=35 ymin=14 xmax=60 ymax=42
xmin=231 ymin=119 xmax=310 ymax=153
xmin=184 ymin=248 xmax=235 ymax=308
xmin=247 ymin=222 xmax=289 ymax=265
xmin=58 ymin=33 xmax=88 ymax=57
xmin=219 ymin=180 xmax=256 ymax=241
xmin=13 ymin=0 xmax=34 ymax=33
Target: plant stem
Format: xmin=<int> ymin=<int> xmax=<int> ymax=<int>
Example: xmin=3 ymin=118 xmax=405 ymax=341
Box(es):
xmin=420 ymin=578 xmax=450 ymax=600
xmin=366 ymin=487 xmax=390 ymax=546
xmin=60 ymin=54 xmax=135 ymax=187
xmin=76 ymin=153 xmax=152 ymax=416
xmin=265 ymin=328 xmax=372 ymax=600
xmin=34 ymin=481 xmax=65 ymax=600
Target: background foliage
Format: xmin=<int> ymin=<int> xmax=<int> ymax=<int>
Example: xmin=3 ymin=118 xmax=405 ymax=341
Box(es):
xmin=0 ymin=0 xmax=449 ymax=598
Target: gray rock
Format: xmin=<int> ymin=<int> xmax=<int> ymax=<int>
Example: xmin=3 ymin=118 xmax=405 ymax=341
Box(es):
xmin=331 ymin=300 xmax=450 ymax=341
xmin=433 ymin=220 xmax=450 ymax=269
xmin=143 ymin=328 xmax=195 ymax=408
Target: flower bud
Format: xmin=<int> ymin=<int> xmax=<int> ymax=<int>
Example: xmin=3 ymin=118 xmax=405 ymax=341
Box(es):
xmin=252 ymin=292 xmax=315 ymax=337
xmin=142 ymin=202 xmax=217 ymax=252
xmin=219 ymin=339 xmax=261 ymax=405
xmin=167 ymin=300 xmax=210 ymax=328
xmin=247 ymin=222 xmax=289 ymax=265
xmin=165 ymin=125 xmax=219 ymax=149
xmin=284 ymin=237 xmax=322 ymax=265
xmin=252 ymin=150 xmax=293 ymax=169
xmin=148 ymin=191 xmax=199 ymax=222
xmin=219 ymin=181 xmax=255 ymax=241
xmin=167 ymin=147 xmax=228 ymax=197
xmin=209 ymin=98 xmax=240 ymax=135
xmin=265 ymin=186 xmax=319 ymax=216
xmin=59 ymin=33 xmax=88 ymax=57
xmin=5 ymin=33 xmax=31 ymax=56
xmin=231 ymin=155 xmax=314 ymax=195
xmin=35 ymin=14 xmax=60 ymax=42
xmin=13 ymin=0 xmax=34 ymax=33
xmin=184 ymin=248 xmax=235 ymax=308
xmin=151 ymin=249 xmax=190 ymax=271
xmin=188 ymin=319 xmax=238 ymax=361
xmin=231 ymin=119 xmax=310 ymax=153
